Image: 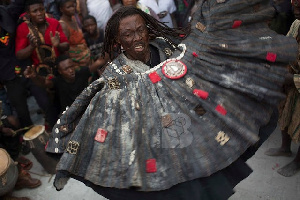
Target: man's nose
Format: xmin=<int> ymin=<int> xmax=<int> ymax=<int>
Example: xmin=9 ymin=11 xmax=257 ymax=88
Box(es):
xmin=133 ymin=31 xmax=142 ymax=41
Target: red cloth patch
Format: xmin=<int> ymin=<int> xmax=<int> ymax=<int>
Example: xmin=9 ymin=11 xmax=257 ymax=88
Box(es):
xmin=95 ymin=128 xmax=108 ymax=143
xmin=45 ymin=141 xmax=49 ymax=150
xmin=192 ymin=52 xmax=198 ymax=57
xmin=149 ymin=72 xmax=161 ymax=83
xmin=193 ymin=89 xmax=209 ymax=99
xmin=215 ymin=105 xmax=227 ymax=115
xmin=266 ymin=52 xmax=277 ymax=62
xmin=146 ymin=159 xmax=157 ymax=173
xmin=179 ymin=34 xmax=186 ymax=38
xmin=47 ymin=75 xmax=54 ymax=80
xmin=232 ymin=20 xmax=242 ymax=28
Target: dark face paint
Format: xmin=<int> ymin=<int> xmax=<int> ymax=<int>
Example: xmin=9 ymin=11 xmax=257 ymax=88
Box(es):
xmin=117 ymin=14 xmax=150 ymax=63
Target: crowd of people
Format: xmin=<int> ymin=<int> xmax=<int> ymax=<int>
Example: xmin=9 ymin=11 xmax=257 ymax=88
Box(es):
xmin=0 ymin=0 xmax=299 ymax=200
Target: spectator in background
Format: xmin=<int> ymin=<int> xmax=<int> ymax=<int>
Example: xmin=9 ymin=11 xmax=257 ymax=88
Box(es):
xmin=58 ymin=0 xmax=91 ymax=68
xmin=139 ymin=0 xmax=177 ymax=28
xmin=265 ymin=0 xmax=300 ymax=177
xmin=83 ymin=15 xmax=108 ymax=78
xmin=24 ymin=54 xmax=91 ymax=113
xmin=79 ymin=0 xmax=113 ymax=31
xmin=118 ymin=0 xmax=159 ymax=20
xmin=0 ymin=0 xmax=39 ymax=130
xmin=44 ymin=0 xmax=60 ymax=19
xmin=174 ymin=0 xmax=195 ymax=28
xmin=270 ymin=0 xmax=295 ymax=35
xmin=15 ymin=0 xmax=69 ymax=70
xmin=0 ymin=99 xmax=42 ymax=200
xmin=15 ymin=0 xmax=69 ymax=129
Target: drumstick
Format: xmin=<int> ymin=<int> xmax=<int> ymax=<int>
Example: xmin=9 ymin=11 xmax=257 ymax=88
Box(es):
xmin=11 ymin=125 xmax=34 ymax=137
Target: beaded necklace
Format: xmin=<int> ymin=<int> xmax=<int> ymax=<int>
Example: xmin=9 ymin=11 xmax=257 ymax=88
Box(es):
xmin=109 ymin=43 xmax=186 ymax=75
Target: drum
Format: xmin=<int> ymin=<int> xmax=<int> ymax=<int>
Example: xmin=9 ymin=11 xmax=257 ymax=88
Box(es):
xmin=0 ymin=148 xmax=18 ymax=196
xmin=23 ymin=125 xmax=60 ymax=174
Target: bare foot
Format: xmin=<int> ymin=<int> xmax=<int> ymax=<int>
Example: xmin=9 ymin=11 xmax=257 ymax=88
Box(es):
xmin=264 ymin=148 xmax=292 ymax=157
xmin=277 ymin=161 xmax=300 ymax=177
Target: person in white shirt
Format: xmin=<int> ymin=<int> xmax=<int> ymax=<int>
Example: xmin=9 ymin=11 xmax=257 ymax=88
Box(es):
xmin=79 ymin=0 xmax=113 ymax=30
xmin=139 ymin=0 xmax=177 ymax=28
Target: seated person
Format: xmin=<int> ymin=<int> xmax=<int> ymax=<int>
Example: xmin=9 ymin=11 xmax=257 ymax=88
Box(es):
xmin=83 ymin=15 xmax=109 ymax=78
xmin=24 ymin=54 xmax=92 ymax=113
xmin=0 ymin=101 xmax=41 ymax=200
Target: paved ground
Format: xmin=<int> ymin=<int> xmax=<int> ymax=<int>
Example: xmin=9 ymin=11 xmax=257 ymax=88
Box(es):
xmin=11 ymin=96 xmax=300 ymax=200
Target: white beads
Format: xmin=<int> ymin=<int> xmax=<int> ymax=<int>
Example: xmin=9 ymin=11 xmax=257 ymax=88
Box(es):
xmin=110 ymin=43 xmax=187 ymax=76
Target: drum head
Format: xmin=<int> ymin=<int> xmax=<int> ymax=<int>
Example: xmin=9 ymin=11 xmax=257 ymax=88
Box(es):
xmin=23 ymin=125 xmax=45 ymax=141
xmin=0 ymin=148 xmax=10 ymax=176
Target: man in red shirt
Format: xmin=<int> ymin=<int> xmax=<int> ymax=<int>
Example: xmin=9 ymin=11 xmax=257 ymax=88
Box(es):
xmin=15 ymin=0 xmax=69 ymax=129
xmin=15 ymin=0 xmax=69 ymax=71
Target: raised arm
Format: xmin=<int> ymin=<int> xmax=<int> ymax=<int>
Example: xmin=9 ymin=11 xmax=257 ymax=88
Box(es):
xmin=15 ymin=23 xmax=37 ymax=60
xmin=24 ymin=65 xmax=54 ymax=88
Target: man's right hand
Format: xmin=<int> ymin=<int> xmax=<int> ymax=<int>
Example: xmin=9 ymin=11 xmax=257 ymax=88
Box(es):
xmin=24 ymin=65 xmax=37 ymax=79
xmin=1 ymin=127 xmax=15 ymax=137
xmin=27 ymin=33 xmax=38 ymax=48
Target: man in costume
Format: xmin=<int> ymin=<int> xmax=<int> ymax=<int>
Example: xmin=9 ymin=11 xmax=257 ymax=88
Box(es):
xmin=46 ymin=2 xmax=298 ymax=200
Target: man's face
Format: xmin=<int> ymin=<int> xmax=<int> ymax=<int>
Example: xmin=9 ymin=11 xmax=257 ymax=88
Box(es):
xmin=83 ymin=18 xmax=97 ymax=35
xmin=60 ymin=1 xmax=76 ymax=16
xmin=292 ymin=0 xmax=300 ymax=19
xmin=58 ymin=59 xmax=76 ymax=82
xmin=122 ymin=0 xmax=137 ymax=6
xmin=117 ymin=14 xmax=150 ymax=62
xmin=28 ymin=3 xmax=46 ymax=25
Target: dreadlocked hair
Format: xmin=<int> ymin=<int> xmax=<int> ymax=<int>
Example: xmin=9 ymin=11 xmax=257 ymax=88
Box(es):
xmin=102 ymin=6 xmax=190 ymax=60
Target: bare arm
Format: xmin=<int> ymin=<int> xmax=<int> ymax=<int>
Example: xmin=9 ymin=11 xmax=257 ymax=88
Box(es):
xmin=89 ymin=52 xmax=109 ymax=73
xmin=16 ymin=33 xmax=37 ymax=60
xmin=50 ymin=30 xmax=70 ymax=53
xmin=24 ymin=66 xmax=54 ymax=88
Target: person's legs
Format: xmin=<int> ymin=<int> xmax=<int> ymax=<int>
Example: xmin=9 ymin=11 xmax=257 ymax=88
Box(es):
xmin=4 ymin=77 xmax=33 ymax=128
xmin=0 ymin=85 xmax=13 ymax=116
xmin=27 ymin=79 xmax=58 ymax=129
xmin=277 ymin=146 xmax=300 ymax=177
xmin=264 ymin=128 xmax=293 ymax=156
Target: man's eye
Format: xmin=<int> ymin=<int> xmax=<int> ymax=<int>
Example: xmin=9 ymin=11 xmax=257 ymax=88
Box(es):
xmin=123 ymin=33 xmax=132 ymax=37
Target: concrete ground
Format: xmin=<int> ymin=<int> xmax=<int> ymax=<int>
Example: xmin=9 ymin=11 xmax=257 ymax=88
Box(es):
xmin=11 ymin=96 xmax=300 ymax=200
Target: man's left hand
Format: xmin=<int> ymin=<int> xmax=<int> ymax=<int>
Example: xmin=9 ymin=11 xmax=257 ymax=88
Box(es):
xmin=50 ymin=31 xmax=60 ymax=48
